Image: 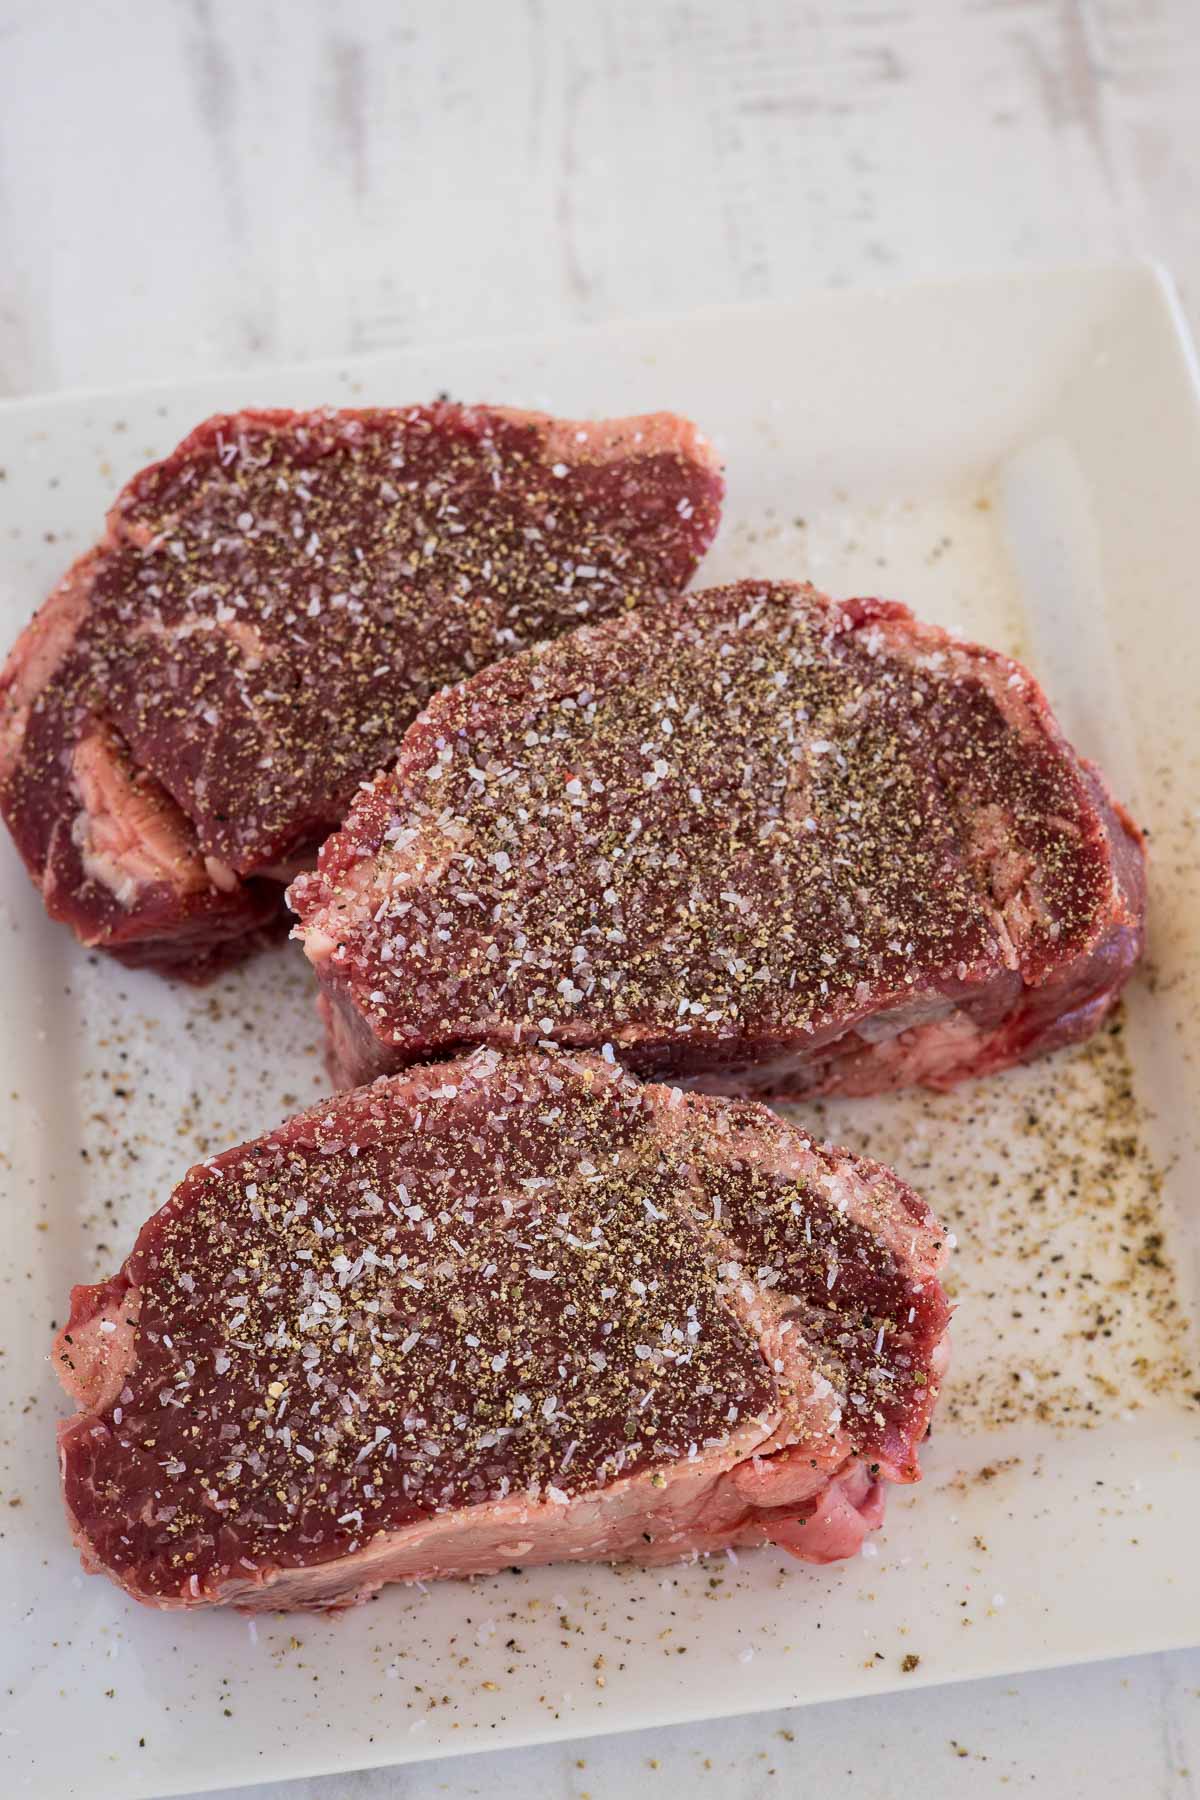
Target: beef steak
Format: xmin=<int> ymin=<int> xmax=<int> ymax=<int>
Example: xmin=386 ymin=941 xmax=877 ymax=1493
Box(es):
xmin=54 ymin=1048 xmax=950 ymax=1610
xmin=291 ymin=581 xmax=1145 ymax=1096
xmin=2 ymin=406 xmax=722 ymax=979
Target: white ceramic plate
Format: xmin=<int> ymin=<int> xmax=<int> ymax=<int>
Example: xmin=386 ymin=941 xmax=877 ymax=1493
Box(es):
xmin=1 ymin=266 xmax=1198 ymax=1799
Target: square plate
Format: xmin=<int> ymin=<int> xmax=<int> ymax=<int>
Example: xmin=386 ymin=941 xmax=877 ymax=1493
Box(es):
xmin=1 ymin=265 xmax=1198 ymax=1799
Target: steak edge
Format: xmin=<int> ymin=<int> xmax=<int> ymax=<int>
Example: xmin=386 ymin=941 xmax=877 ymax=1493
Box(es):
xmin=54 ymin=1048 xmax=950 ymax=1611
xmin=291 ymin=581 xmax=1145 ymax=1097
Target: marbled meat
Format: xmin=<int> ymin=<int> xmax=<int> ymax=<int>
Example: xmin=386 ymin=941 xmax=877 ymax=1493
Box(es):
xmin=1 ymin=405 xmax=722 ymax=978
xmin=54 ymin=1047 xmax=950 ymax=1610
xmin=291 ymin=581 xmax=1145 ymax=1096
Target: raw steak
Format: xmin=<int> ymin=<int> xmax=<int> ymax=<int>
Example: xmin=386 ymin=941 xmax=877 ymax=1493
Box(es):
xmin=1 ymin=405 xmax=722 ymax=979
xmin=292 ymin=581 xmax=1146 ymax=1097
xmin=54 ymin=1047 xmax=950 ymax=1610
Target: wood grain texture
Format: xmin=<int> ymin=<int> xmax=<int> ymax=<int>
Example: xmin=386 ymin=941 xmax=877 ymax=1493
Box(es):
xmin=0 ymin=0 xmax=1196 ymax=396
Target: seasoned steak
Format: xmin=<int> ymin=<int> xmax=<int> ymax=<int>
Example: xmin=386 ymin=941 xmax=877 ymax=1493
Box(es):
xmin=1 ymin=406 xmax=722 ymax=979
xmin=292 ymin=581 xmax=1145 ymax=1096
xmin=53 ymin=1048 xmax=950 ymax=1611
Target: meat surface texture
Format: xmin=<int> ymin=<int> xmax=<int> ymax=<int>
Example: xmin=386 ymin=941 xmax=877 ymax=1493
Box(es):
xmin=54 ymin=1047 xmax=950 ymax=1611
xmin=292 ymin=581 xmax=1145 ymax=1098
xmin=1 ymin=406 xmax=722 ymax=979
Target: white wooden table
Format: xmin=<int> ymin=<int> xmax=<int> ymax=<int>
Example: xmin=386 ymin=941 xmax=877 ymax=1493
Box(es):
xmin=2 ymin=3 xmax=1198 ymax=1795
